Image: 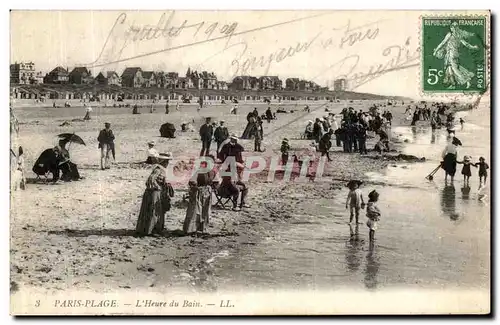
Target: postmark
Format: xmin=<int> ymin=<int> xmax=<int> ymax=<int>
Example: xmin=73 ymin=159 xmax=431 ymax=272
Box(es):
xmin=421 ymin=16 xmax=488 ymax=94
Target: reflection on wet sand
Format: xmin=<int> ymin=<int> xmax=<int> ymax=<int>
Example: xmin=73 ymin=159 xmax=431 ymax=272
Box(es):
xmin=345 ymin=225 xmax=363 ymax=272
xmin=461 ymin=186 xmax=471 ymax=200
xmin=431 ymin=130 xmax=436 ymax=144
xmin=441 ymin=183 xmax=460 ymax=220
xmin=364 ymin=245 xmax=380 ymax=290
xmin=411 ymin=126 xmax=417 ymax=142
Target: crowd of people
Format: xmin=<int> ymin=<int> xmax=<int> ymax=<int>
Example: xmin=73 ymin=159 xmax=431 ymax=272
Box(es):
xmin=13 ymin=97 xmax=489 ymax=244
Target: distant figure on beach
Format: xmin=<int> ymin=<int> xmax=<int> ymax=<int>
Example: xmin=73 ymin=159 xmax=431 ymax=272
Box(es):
xmin=346 ymin=180 xmax=365 ymax=224
xmin=230 ymin=103 xmax=238 ymax=115
xmin=136 ymin=153 xmax=174 ymax=237
xmin=304 ymin=120 xmax=314 ymax=140
xmin=319 ymin=129 xmax=333 ymax=162
xmin=146 ymin=141 xmax=160 ymax=164
xmin=459 ymin=117 xmax=465 ymax=130
xmin=97 ymin=122 xmax=115 ymax=170
xmin=366 ymin=190 xmax=381 ymax=243
xmin=254 ymin=121 xmax=264 ymax=152
xmin=441 ymin=136 xmax=461 ymax=182
xmin=266 ymin=106 xmax=273 ymax=123
xmin=176 ymin=102 xmax=180 ymax=111
xmin=199 ymin=117 xmax=214 ymax=156
xmin=474 ymin=156 xmax=489 ymax=185
xmin=165 ymin=100 xmax=169 ymax=114
xmin=313 ymin=118 xmax=322 ymax=143
xmin=280 ymin=138 xmax=291 ymax=165
xmin=13 ymin=146 xmax=26 ymax=190
xmin=132 ymin=104 xmax=140 ymax=114
xmin=183 ymin=157 xmax=216 ymax=235
xmin=83 ymin=104 xmax=92 ymax=120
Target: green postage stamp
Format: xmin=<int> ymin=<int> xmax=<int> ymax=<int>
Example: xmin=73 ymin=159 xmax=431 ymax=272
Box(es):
xmin=422 ymin=16 xmax=488 ymax=93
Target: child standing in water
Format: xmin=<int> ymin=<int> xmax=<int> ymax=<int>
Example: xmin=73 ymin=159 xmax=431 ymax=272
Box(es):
xmin=459 ymin=117 xmax=465 ymax=130
xmin=457 ymin=155 xmax=474 ymax=186
xmin=366 ymin=190 xmax=381 ymax=243
xmin=474 ymin=157 xmax=489 ymax=185
xmin=345 ymin=180 xmax=365 ymax=224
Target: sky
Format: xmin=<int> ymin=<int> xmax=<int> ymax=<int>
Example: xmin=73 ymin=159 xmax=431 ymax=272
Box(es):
xmin=10 ymin=10 xmax=489 ymax=98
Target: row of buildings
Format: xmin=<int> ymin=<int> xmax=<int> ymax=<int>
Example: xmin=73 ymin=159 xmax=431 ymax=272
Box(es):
xmin=10 ymin=62 xmax=349 ymax=92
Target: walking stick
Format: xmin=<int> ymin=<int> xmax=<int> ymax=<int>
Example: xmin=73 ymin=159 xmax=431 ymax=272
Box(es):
xmin=425 ymin=163 xmax=442 ymax=181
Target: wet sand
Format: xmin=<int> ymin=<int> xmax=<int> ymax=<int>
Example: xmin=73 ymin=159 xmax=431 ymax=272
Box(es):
xmin=10 ymin=99 xmax=459 ymax=295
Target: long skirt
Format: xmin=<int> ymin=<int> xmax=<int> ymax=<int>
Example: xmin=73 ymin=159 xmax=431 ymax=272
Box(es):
xmin=183 ymin=186 xmax=212 ymax=234
xmin=136 ymin=189 xmax=167 ymax=236
xmin=442 ymin=153 xmax=457 ymax=177
xmin=241 ymin=122 xmax=256 ymax=139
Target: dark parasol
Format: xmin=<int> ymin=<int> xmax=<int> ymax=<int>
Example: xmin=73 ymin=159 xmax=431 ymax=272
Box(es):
xmin=57 ymin=133 xmax=86 ymax=146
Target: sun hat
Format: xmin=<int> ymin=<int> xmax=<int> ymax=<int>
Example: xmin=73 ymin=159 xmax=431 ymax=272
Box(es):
xmin=283 ymin=138 xmax=289 ymax=142
xmin=147 ymin=141 xmax=155 ymax=146
xmin=230 ymin=134 xmax=238 ymax=140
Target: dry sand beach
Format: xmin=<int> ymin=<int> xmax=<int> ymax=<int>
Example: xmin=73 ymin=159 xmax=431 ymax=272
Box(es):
xmin=11 ymin=98 xmax=488 ymax=296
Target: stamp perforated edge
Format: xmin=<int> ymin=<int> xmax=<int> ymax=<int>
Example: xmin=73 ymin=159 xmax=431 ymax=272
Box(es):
xmin=418 ymin=11 xmax=491 ymax=99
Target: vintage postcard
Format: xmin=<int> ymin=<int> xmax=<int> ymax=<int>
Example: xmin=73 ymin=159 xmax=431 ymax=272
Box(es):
xmin=9 ymin=10 xmax=491 ymax=315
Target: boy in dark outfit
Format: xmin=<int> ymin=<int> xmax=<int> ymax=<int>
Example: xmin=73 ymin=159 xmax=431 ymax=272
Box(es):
xmin=357 ymin=123 xmax=368 ymax=154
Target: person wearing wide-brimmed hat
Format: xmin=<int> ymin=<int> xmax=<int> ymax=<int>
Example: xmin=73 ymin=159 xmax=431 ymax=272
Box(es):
xmin=136 ymin=153 xmax=175 ymax=237
xmin=218 ymin=134 xmax=244 ymax=164
xmin=97 ymin=122 xmax=115 ymax=170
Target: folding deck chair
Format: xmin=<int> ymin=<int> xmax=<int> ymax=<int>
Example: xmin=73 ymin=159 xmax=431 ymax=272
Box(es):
xmin=211 ymin=181 xmax=235 ymax=209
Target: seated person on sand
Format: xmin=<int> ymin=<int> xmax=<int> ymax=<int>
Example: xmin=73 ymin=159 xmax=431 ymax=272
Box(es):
xmin=146 ymin=141 xmax=160 ymax=164
xmin=218 ymin=166 xmax=249 ymax=211
xmin=132 ymin=104 xmax=140 ymax=114
xmin=55 ymin=139 xmax=82 ymax=181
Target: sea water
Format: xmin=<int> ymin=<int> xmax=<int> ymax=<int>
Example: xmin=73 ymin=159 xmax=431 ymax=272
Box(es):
xmin=216 ymin=103 xmax=490 ymax=292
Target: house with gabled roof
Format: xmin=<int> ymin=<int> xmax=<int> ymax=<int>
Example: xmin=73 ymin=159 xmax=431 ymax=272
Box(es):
xmin=142 ymin=71 xmax=157 ymax=87
xmin=259 ymin=76 xmax=282 ymax=90
xmin=43 ymin=66 xmax=69 ymax=84
xmin=95 ymin=71 xmax=121 ymax=86
xmin=121 ymin=67 xmax=143 ymax=88
xmin=69 ymin=67 xmax=94 ymax=84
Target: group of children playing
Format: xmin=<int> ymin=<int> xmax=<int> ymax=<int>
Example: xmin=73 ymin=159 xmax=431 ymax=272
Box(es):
xmin=345 ymin=180 xmax=380 ymax=243
xmin=457 ymin=156 xmax=489 ymax=187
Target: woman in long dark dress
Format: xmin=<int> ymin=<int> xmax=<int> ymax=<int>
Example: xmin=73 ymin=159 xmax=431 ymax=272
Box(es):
xmin=441 ymin=137 xmax=461 ymax=183
xmin=56 ymin=140 xmax=82 ymax=181
xmin=136 ymin=153 xmax=174 ymax=237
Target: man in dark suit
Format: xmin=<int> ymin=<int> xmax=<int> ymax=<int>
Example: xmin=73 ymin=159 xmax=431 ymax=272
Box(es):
xmin=199 ymin=117 xmax=214 ymax=156
xmin=97 ymin=122 xmax=115 ymax=170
